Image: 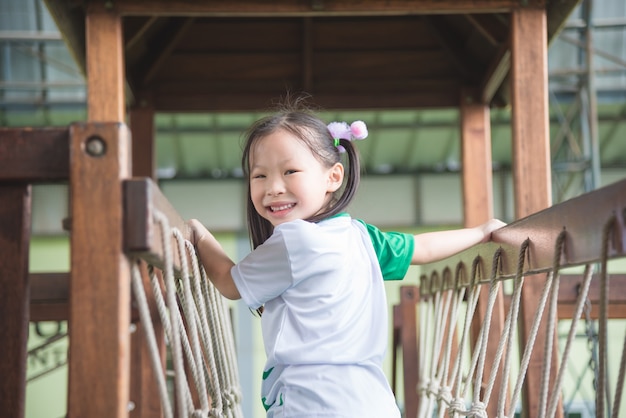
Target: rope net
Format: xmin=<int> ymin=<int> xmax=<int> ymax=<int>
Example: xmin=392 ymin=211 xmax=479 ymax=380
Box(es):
xmin=130 ymin=210 xmax=243 ymax=418
xmin=416 ymin=213 xmax=625 ymax=418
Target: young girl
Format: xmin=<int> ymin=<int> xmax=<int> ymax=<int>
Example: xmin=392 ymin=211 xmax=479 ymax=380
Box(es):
xmin=188 ymin=102 xmax=504 ymax=417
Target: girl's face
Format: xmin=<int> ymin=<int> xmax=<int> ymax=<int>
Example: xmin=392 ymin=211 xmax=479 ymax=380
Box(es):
xmin=249 ymin=129 xmax=344 ymax=227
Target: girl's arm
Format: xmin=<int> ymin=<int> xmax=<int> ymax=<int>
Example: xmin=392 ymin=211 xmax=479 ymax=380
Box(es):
xmin=188 ymin=219 xmax=241 ymax=300
xmin=411 ymin=218 xmax=505 ymax=264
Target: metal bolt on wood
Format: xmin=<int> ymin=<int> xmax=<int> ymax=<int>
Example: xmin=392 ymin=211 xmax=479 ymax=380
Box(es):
xmin=85 ymin=136 xmax=106 ymax=157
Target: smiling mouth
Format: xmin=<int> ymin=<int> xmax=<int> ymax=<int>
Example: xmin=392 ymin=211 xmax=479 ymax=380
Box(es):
xmin=270 ymin=203 xmax=295 ymax=212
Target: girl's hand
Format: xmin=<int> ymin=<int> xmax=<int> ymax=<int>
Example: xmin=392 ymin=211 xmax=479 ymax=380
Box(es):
xmin=187 ymin=218 xmax=209 ymax=246
xmin=479 ymin=218 xmax=507 ymax=243
xmin=186 ymin=218 xmax=240 ymax=300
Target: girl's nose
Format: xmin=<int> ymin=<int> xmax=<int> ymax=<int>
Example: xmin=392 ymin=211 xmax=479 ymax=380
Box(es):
xmin=266 ymin=177 xmax=285 ymax=196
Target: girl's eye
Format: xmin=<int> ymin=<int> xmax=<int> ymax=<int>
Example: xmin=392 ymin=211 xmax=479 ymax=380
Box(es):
xmin=285 ymin=169 xmax=297 ymax=175
xmin=252 ymin=173 xmax=265 ymax=179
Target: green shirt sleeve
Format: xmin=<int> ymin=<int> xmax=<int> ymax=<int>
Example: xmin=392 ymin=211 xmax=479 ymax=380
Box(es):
xmin=357 ymin=220 xmax=414 ymax=281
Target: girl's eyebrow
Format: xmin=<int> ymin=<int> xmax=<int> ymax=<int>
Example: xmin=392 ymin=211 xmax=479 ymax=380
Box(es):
xmin=251 ymin=157 xmax=297 ymax=170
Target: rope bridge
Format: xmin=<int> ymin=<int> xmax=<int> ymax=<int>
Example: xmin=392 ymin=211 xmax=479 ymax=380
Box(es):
xmin=126 ymin=179 xmax=244 ymax=418
xmin=393 ymin=178 xmax=626 ymax=418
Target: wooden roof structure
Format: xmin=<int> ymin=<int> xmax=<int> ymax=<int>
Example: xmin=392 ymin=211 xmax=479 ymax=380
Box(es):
xmin=44 ymin=0 xmax=579 ymax=112
xmin=2 ymin=1 xmax=586 ymax=418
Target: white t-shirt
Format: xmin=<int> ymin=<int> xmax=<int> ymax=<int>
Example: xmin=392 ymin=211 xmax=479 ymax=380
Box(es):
xmin=231 ymin=214 xmax=413 ymax=417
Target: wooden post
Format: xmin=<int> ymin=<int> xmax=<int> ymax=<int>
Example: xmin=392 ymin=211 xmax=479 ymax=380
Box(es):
xmin=460 ymin=88 xmax=494 ymax=225
xmin=397 ymin=285 xmax=420 ymax=417
xmin=129 ymin=104 xmax=156 ymax=179
xmin=460 ymin=88 xmax=507 ymax=415
xmin=86 ymin=2 xmax=125 ymax=122
xmin=67 ymin=3 xmax=131 ymax=416
xmin=510 ymin=6 xmax=560 ymax=417
xmin=0 ymin=185 xmax=31 ymax=418
xmin=68 ymin=122 xmax=131 ymax=417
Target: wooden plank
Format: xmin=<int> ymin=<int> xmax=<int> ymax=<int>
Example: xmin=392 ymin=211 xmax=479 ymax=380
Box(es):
xmin=30 ymin=273 xmax=69 ymax=322
xmin=115 ymin=0 xmax=523 ymax=16
xmin=68 ymin=122 xmax=131 ymax=418
xmin=124 ymin=178 xmax=190 ymax=271
xmin=0 ymin=184 xmax=31 ymax=418
xmin=86 ymin=3 xmax=125 ymax=121
xmin=0 ymin=127 xmax=69 ymax=182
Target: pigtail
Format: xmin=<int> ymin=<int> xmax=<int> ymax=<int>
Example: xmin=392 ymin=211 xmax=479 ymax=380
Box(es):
xmin=307 ymin=137 xmax=361 ymax=223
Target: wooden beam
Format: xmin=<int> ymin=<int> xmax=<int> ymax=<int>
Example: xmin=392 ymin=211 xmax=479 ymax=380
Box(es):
xmin=42 ymin=0 xmax=87 ymax=75
xmin=68 ymin=122 xmax=131 ymax=418
xmin=0 ymin=184 xmax=31 ymax=418
xmin=115 ymin=0 xmax=524 ymax=16
xmin=86 ymin=3 xmax=125 ymax=121
xmin=30 ymin=273 xmax=69 ymax=322
xmin=465 ymin=13 xmax=509 ymax=46
xmin=545 ymin=0 xmax=582 ymax=40
xmin=0 ymin=127 xmax=69 ymax=182
xmin=124 ymin=178 xmax=190 ymax=271
xmin=480 ymin=42 xmax=511 ymax=104
xmin=124 ymin=16 xmax=159 ymax=51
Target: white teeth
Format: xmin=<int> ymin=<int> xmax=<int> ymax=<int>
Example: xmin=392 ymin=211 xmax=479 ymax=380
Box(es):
xmin=271 ymin=203 xmax=294 ymax=212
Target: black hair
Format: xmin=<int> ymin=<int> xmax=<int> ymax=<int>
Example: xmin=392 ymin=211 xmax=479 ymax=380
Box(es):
xmin=241 ymin=97 xmax=361 ymax=249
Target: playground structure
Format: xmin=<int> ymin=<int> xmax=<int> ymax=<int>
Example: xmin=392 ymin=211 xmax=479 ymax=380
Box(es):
xmin=3 ymin=1 xmax=625 ymax=417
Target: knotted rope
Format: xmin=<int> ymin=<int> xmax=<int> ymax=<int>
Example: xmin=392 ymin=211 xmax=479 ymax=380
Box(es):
xmin=130 ymin=210 xmax=243 ymax=418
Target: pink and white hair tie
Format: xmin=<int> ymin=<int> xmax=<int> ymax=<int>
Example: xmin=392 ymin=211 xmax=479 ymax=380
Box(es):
xmin=327 ymin=120 xmax=368 ymax=152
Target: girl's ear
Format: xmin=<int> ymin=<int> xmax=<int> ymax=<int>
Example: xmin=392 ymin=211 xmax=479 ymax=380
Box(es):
xmin=327 ymin=162 xmax=344 ymax=192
